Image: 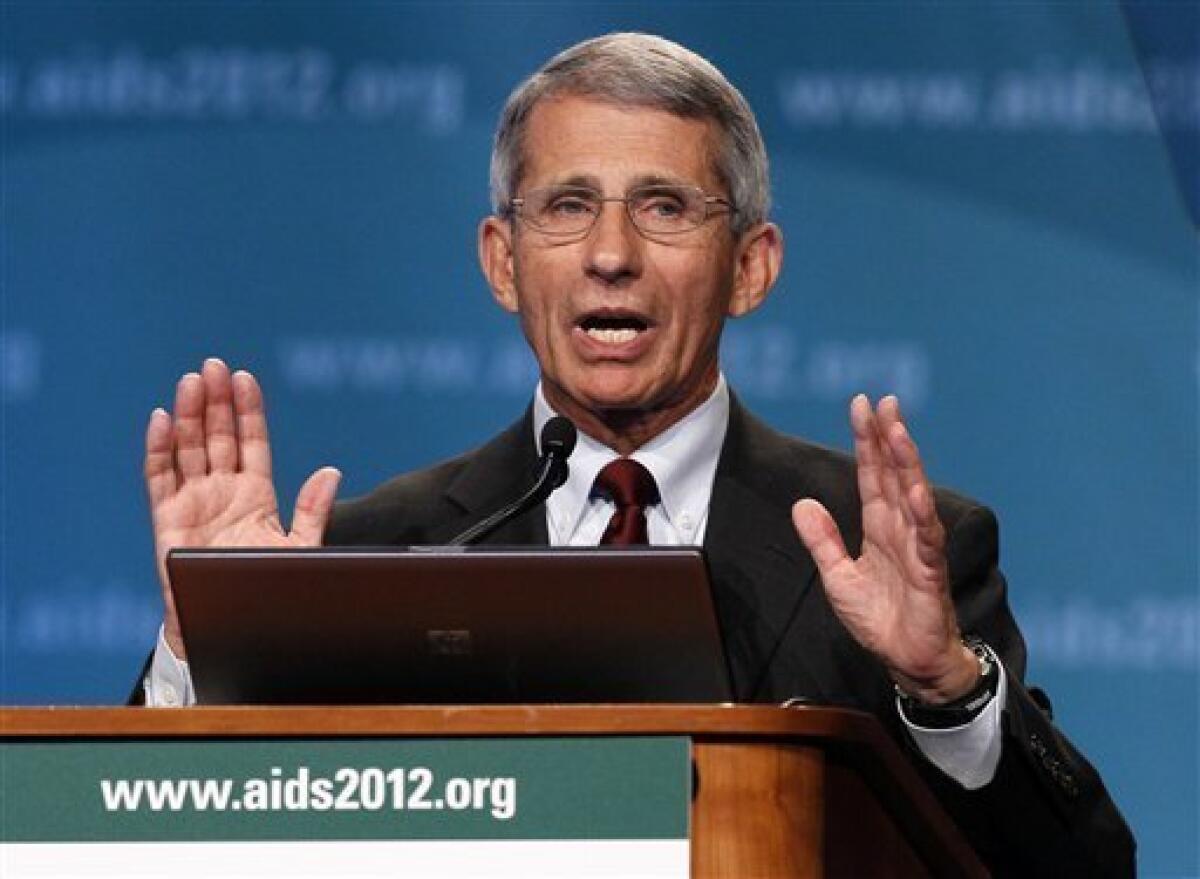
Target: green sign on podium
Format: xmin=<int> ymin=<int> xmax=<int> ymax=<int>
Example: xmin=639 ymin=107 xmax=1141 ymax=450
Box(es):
xmin=1 ymin=736 xmax=690 ymax=877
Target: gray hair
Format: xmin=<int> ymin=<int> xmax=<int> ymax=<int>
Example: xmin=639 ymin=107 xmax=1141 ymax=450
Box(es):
xmin=489 ymin=33 xmax=770 ymax=236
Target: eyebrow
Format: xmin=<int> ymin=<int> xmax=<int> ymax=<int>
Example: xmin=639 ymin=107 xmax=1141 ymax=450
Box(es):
xmin=545 ymin=172 xmax=693 ymax=191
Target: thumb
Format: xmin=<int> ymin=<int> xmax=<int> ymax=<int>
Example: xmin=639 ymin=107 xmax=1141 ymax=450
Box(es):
xmin=289 ymin=466 xmax=342 ymax=545
xmin=791 ymin=498 xmax=850 ymax=579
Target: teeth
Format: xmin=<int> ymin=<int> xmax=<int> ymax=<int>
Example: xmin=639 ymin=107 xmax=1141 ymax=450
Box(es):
xmin=585 ymin=327 xmax=640 ymax=344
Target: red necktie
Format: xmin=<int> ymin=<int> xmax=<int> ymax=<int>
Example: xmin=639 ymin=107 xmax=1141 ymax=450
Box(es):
xmin=595 ymin=458 xmax=660 ymax=545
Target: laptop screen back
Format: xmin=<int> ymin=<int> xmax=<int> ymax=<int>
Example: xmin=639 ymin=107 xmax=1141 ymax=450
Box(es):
xmin=168 ymin=547 xmax=732 ymax=705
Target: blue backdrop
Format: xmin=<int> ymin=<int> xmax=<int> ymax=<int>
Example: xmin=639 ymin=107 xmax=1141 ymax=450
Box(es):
xmin=2 ymin=3 xmax=1196 ymax=874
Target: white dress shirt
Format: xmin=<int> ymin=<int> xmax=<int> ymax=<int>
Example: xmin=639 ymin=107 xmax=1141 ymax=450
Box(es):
xmin=536 ymin=376 xmax=728 ymax=547
xmin=148 ymin=374 xmax=1003 ymax=788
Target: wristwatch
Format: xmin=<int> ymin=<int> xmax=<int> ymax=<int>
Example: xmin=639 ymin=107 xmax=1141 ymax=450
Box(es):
xmin=896 ymin=636 xmax=1000 ymax=729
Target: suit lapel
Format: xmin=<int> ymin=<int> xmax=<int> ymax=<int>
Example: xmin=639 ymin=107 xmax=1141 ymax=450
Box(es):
xmin=704 ymin=399 xmax=831 ymax=702
xmin=426 ymin=410 xmax=550 ymax=546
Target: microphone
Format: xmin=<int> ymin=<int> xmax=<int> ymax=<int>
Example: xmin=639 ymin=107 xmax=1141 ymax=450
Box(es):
xmin=447 ymin=416 xmax=577 ymax=546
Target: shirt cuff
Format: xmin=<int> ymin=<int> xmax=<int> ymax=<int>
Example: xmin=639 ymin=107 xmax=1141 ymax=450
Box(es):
xmin=142 ymin=625 xmax=196 ymax=707
xmin=899 ymin=657 xmax=1007 ymax=790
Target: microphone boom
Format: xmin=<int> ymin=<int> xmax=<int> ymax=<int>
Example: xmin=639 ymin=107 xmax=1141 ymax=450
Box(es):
xmin=446 ymin=417 xmax=576 ymax=546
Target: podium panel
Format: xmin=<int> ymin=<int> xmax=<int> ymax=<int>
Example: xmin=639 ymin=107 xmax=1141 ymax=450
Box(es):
xmin=0 ymin=705 xmax=987 ymax=878
xmin=2 ymin=736 xmax=689 ymax=877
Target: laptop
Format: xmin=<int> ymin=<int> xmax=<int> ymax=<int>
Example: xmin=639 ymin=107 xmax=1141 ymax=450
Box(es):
xmin=167 ymin=546 xmax=733 ymax=705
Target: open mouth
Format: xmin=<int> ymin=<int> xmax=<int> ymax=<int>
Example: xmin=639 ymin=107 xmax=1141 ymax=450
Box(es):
xmin=578 ymin=313 xmax=651 ymax=345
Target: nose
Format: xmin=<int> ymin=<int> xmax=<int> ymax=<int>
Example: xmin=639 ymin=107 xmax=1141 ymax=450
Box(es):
xmin=582 ymin=199 xmax=643 ymax=286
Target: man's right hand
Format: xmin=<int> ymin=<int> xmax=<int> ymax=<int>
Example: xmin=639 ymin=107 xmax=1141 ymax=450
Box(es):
xmin=144 ymin=358 xmax=341 ymax=659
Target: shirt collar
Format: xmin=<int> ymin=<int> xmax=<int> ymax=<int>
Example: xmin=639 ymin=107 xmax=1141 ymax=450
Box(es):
xmin=533 ymin=376 xmax=730 ymax=539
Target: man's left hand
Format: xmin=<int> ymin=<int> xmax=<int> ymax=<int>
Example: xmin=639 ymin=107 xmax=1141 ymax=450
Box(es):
xmin=792 ymin=394 xmax=980 ymax=704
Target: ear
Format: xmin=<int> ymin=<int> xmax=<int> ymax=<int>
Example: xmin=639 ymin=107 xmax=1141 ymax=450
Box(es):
xmin=727 ymin=222 xmax=783 ymax=318
xmin=479 ymin=216 xmax=518 ymax=313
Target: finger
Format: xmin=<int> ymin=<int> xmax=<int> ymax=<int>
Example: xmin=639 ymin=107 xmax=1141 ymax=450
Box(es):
xmin=906 ymin=480 xmax=946 ymax=569
xmin=289 ymin=466 xmax=342 ymax=545
xmin=871 ymin=397 xmax=905 ymax=513
xmin=172 ymin=372 xmax=207 ymax=480
xmin=852 ymin=395 xmax=901 ymax=514
xmin=878 ymin=397 xmax=947 ymax=567
xmin=879 ymin=397 xmax=933 ymax=529
xmin=144 ymin=407 xmax=178 ymax=507
xmin=850 ymin=394 xmax=886 ymax=506
xmin=791 ymin=498 xmax=851 ymax=578
xmin=232 ymin=370 xmax=273 ymax=477
xmin=201 ymin=358 xmax=238 ymax=473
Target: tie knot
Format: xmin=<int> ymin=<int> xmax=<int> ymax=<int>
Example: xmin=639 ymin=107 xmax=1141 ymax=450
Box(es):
xmin=595 ymin=458 xmax=660 ymax=510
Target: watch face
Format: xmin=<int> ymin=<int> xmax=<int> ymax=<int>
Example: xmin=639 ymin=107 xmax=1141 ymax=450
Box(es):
xmin=965 ymin=637 xmax=998 ymax=679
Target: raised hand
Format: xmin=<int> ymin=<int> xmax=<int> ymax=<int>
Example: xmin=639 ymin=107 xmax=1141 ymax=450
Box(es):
xmin=144 ymin=358 xmax=341 ymax=659
xmin=791 ymin=395 xmax=979 ymax=704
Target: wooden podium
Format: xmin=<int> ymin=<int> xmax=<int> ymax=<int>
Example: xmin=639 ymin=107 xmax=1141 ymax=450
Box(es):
xmin=1 ymin=705 xmax=987 ymax=877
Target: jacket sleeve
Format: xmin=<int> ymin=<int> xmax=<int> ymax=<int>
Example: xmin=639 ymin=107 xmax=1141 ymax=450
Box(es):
xmin=905 ymin=503 xmax=1136 ymax=878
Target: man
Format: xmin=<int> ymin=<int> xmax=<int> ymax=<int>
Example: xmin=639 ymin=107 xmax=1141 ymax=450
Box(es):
xmin=138 ymin=33 xmax=1134 ymax=875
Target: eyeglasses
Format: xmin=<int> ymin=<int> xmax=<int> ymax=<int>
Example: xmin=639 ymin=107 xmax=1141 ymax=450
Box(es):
xmin=508 ymin=184 xmax=735 ymax=237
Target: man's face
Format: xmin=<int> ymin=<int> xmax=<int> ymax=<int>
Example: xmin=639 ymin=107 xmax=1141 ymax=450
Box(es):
xmin=480 ymin=94 xmax=779 ymax=444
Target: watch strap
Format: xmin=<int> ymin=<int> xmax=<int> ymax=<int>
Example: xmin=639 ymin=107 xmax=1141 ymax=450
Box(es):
xmin=897 ymin=636 xmax=1000 ymax=729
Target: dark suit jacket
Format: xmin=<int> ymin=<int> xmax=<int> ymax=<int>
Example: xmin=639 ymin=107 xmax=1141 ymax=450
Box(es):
xmin=325 ymin=397 xmax=1135 ymax=877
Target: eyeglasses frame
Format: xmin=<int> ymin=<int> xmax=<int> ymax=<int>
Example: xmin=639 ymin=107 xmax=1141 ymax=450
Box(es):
xmin=506 ymin=183 xmax=737 ymax=238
